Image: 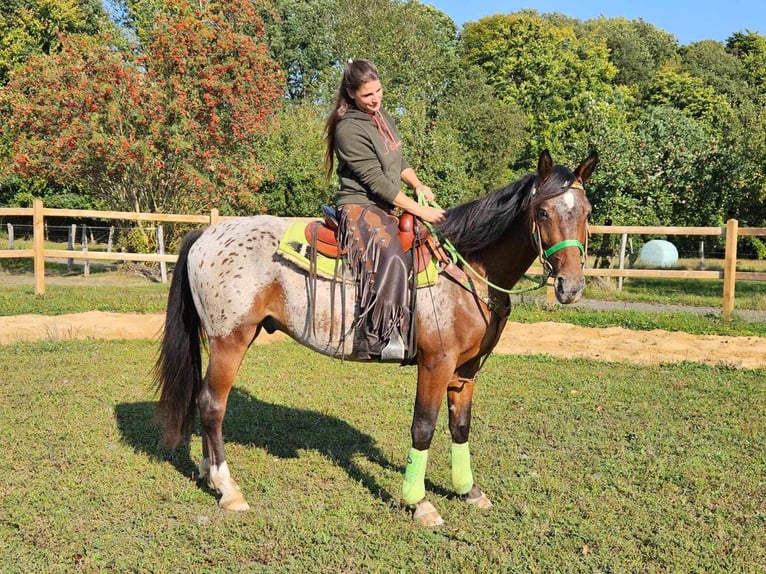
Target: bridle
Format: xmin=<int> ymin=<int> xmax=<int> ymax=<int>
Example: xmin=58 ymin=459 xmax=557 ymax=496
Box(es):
xmin=530 ymin=180 xmax=589 ymax=277
xmin=416 ymin=179 xmax=590 ymax=314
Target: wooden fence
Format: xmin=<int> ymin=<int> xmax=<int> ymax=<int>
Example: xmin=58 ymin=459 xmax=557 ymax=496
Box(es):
xmin=1 ymin=200 xmax=765 ymax=320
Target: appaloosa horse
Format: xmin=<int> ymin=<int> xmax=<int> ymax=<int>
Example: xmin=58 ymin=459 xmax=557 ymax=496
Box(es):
xmin=154 ymin=149 xmax=598 ymax=526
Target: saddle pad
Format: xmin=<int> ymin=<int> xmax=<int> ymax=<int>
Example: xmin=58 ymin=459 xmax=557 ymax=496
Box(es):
xmin=277 ymin=220 xmax=439 ymax=288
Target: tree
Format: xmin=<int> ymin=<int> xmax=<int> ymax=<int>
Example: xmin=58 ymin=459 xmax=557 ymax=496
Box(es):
xmin=0 ymin=0 xmax=108 ymax=84
xmin=438 ymin=66 xmax=528 ymax=196
xmin=727 ymin=31 xmax=766 ymax=94
xmin=256 ymin=102 xmax=334 ymax=216
xmin=459 ymin=11 xmax=618 ymax=159
xmin=582 ymin=17 xmax=678 ymax=92
xmin=645 ymin=64 xmax=733 ymax=130
xmin=260 ymin=0 xmax=339 ymax=102
xmin=584 ymin=104 xmax=734 ymax=228
xmin=1 ymin=0 xmax=284 ymax=216
xmin=1 ymin=34 xmax=166 ymax=213
xmin=681 ymin=40 xmax=751 ymax=105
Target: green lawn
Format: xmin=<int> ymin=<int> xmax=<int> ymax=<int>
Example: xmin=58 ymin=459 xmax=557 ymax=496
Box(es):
xmin=1 ymin=339 xmax=763 ymax=572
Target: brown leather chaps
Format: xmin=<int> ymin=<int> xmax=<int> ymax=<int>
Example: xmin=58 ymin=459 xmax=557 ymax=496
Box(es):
xmin=337 ymin=203 xmax=416 ymax=361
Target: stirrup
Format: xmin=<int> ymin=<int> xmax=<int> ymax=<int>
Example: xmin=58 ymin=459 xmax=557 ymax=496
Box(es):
xmin=380 ymin=333 xmax=406 ymax=362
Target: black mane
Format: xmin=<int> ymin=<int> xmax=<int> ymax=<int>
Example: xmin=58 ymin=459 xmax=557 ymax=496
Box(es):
xmin=436 ymin=165 xmax=576 ymax=256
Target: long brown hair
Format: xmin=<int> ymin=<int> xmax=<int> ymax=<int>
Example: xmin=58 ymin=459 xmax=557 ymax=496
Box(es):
xmin=324 ymin=59 xmax=381 ymax=179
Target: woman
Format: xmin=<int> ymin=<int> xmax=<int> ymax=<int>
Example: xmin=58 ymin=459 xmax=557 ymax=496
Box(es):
xmin=324 ymin=58 xmax=444 ymax=361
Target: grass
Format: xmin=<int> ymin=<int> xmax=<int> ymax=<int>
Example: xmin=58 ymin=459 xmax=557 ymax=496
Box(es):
xmin=584 ymin=276 xmax=766 ymax=311
xmin=0 ymin=262 xmax=168 ymax=315
xmin=0 ymin=339 xmax=763 ymax=572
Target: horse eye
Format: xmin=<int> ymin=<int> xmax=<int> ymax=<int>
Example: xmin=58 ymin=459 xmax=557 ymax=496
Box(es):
xmin=537 ymin=208 xmax=549 ymax=220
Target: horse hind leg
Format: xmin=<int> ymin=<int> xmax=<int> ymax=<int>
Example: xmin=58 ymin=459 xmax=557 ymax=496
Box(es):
xmin=198 ymin=327 xmax=256 ymax=511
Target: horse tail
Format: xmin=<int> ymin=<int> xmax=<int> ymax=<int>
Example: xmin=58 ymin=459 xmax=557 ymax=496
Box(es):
xmin=153 ymin=227 xmax=206 ymax=449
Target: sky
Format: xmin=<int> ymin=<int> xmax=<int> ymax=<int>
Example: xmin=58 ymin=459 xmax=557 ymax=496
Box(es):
xmin=426 ymin=0 xmax=764 ymax=45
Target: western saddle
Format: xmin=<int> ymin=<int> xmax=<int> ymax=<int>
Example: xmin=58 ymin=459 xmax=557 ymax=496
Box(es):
xmin=304 ymin=207 xmax=439 ymax=274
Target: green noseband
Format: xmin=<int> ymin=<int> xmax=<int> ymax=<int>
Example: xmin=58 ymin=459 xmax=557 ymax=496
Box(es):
xmin=532 ymin=233 xmax=586 ymax=258
xmin=543 ymin=238 xmax=585 ymax=258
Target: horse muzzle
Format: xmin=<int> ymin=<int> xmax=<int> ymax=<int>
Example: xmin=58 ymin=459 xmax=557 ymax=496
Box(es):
xmin=554 ymin=274 xmax=585 ymax=305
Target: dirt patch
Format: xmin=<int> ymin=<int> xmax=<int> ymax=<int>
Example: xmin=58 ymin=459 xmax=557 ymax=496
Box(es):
xmin=1 ymin=311 xmax=764 ymax=369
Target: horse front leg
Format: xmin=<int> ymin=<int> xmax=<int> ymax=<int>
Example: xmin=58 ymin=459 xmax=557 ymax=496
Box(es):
xmin=402 ymin=361 xmax=454 ymax=527
xmin=198 ymin=334 xmax=253 ymax=511
xmin=447 ymin=376 xmax=493 ymax=510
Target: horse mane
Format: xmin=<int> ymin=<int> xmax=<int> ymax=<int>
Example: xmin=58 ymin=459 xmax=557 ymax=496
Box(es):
xmin=435 ymin=165 xmax=576 ymax=256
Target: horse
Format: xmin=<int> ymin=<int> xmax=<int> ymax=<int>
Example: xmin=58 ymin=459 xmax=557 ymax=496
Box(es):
xmin=154 ymin=149 xmax=598 ymax=526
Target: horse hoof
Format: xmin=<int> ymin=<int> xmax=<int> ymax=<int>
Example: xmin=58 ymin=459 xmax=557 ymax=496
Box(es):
xmin=219 ymin=494 xmax=250 ymax=512
xmin=412 ymin=500 xmax=444 ymax=527
xmin=463 ymin=486 xmax=493 ymax=509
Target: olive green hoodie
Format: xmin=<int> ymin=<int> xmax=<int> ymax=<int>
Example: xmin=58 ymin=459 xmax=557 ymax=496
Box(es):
xmin=334 ymin=108 xmax=411 ymax=207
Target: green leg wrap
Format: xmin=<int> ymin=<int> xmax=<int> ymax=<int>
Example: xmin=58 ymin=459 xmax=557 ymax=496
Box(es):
xmin=401 ymin=448 xmax=428 ymax=505
xmin=451 ymin=442 xmax=474 ymax=495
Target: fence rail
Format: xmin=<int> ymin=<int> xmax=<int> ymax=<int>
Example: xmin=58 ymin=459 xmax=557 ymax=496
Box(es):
xmin=1 ymin=201 xmax=765 ymax=320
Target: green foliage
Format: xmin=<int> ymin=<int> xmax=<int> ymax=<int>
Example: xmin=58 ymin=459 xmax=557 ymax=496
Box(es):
xmin=646 ymin=64 xmax=734 ymax=130
xmin=727 ymin=31 xmax=766 ymax=94
xmin=111 ymin=0 xmax=163 ymax=46
xmin=746 ymin=236 xmax=766 ymax=260
xmin=681 ymin=40 xmax=753 ymax=108
xmin=0 ymin=0 xmax=109 ymax=84
xmin=0 ymin=173 xmax=99 ymax=209
xmin=433 ymin=66 xmax=528 ymax=198
xmin=460 ymin=11 xmax=619 ymax=158
xmin=116 ymin=225 xmax=157 ymax=254
xmin=261 ymin=0 xmax=339 ymax=102
xmin=583 ymin=103 xmax=736 ymax=227
xmin=583 ymin=17 xmax=679 ymax=91
xmin=256 ymin=102 xmax=334 ymax=216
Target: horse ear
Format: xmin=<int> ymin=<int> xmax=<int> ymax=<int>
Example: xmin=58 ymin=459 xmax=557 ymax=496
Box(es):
xmin=537 ymin=150 xmax=553 ymax=181
xmin=575 ymin=150 xmax=599 ymax=184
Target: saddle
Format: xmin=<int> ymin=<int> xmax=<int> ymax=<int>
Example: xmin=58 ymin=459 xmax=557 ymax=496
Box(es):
xmin=304 ymin=207 xmax=437 ymax=274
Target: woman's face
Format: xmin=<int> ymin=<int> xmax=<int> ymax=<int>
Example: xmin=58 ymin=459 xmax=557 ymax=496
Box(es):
xmin=349 ymin=80 xmax=382 ymax=113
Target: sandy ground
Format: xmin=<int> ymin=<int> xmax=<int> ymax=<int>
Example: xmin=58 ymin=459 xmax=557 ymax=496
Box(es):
xmin=1 ymin=311 xmax=765 ymax=369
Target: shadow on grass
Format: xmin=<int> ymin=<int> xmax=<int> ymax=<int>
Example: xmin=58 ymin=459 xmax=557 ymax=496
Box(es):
xmin=114 ymin=386 xmax=411 ymax=505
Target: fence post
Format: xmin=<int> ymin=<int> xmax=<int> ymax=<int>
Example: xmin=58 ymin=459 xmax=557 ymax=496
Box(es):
xmin=157 ymin=224 xmax=167 ymax=283
xmin=7 ymin=223 xmax=13 ymax=249
xmin=107 ymin=226 xmax=114 ymax=252
xmin=67 ymin=224 xmax=76 ymax=269
xmin=33 ymin=199 xmax=45 ymax=295
xmin=618 ymin=233 xmax=628 ymax=291
xmin=210 ymin=208 xmax=220 ymax=224
xmin=722 ymin=218 xmax=738 ymax=321
xmin=82 ymin=225 xmax=90 ymax=277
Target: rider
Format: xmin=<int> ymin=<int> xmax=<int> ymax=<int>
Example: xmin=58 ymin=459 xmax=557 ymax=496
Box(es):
xmin=323 ymin=58 xmax=444 ymax=361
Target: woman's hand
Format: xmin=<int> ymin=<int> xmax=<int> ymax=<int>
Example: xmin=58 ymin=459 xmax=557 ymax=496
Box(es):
xmin=392 ymin=190 xmax=444 ymax=223
xmin=416 ymin=204 xmax=445 ymax=224
xmin=414 ymin=184 xmax=435 ymax=203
